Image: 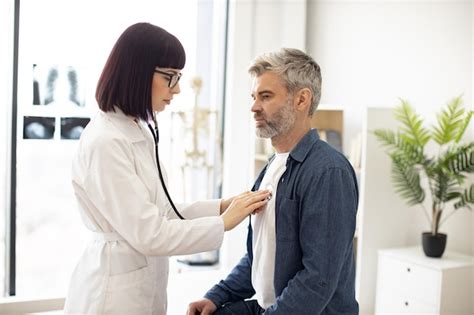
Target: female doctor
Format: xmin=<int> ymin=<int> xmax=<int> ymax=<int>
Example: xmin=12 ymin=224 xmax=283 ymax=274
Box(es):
xmin=64 ymin=22 xmax=269 ymax=315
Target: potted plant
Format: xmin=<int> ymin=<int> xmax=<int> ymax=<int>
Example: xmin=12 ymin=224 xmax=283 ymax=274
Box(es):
xmin=374 ymin=96 xmax=474 ymax=257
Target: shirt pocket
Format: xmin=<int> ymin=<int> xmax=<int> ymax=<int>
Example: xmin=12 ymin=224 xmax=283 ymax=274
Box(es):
xmin=276 ymin=197 xmax=300 ymax=241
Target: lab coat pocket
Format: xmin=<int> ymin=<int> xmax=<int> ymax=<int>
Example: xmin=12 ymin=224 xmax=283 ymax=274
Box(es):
xmin=276 ymin=197 xmax=300 ymax=241
xmin=103 ymin=265 xmax=153 ymax=314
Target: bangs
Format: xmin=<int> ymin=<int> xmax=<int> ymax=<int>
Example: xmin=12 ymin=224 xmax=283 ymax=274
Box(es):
xmin=155 ymin=31 xmax=186 ymax=69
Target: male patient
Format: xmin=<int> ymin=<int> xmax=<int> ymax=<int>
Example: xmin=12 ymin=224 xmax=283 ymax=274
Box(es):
xmin=188 ymin=48 xmax=359 ymax=314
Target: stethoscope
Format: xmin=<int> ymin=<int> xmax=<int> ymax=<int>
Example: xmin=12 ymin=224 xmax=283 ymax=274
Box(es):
xmin=147 ymin=113 xmax=185 ymax=220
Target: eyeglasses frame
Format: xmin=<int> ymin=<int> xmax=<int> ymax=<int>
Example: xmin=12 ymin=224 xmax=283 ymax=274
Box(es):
xmin=154 ymin=69 xmax=182 ymax=88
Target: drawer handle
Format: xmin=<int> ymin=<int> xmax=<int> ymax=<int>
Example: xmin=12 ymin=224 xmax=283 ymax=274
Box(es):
xmin=406 ymin=267 xmax=411 ymax=272
xmin=405 ymin=301 xmax=409 ymax=307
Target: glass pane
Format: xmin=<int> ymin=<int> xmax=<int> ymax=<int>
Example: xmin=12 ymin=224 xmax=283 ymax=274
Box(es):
xmin=15 ymin=0 xmax=198 ymax=297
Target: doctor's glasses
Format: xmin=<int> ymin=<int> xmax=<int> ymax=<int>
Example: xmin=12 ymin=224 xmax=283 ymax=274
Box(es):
xmin=154 ymin=69 xmax=182 ymax=88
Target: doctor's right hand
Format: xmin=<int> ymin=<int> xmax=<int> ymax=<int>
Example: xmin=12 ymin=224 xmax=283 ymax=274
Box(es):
xmin=221 ymin=190 xmax=270 ymax=231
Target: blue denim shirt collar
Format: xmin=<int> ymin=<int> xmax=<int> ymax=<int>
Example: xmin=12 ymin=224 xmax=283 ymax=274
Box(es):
xmin=288 ymin=128 xmax=320 ymax=163
xmin=253 ymin=129 xmax=320 ymax=192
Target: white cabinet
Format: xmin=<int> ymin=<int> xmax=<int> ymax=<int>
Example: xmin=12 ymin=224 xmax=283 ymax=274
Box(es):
xmin=167 ymin=261 xmax=228 ymax=314
xmin=375 ymin=247 xmax=474 ymax=315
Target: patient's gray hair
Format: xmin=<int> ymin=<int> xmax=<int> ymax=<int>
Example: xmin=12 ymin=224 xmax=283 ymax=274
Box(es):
xmin=248 ymin=48 xmax=322 ymax=116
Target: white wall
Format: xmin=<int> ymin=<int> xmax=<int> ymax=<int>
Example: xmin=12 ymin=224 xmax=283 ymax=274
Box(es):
xmin=307 ymin=0 xmax=472 ymax=153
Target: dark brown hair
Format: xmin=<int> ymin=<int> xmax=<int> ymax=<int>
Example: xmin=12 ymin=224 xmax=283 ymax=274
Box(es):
xmin=96 ymin=22 xmax=186 ymax=120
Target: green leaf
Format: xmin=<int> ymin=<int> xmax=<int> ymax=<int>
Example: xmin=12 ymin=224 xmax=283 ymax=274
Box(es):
xmin=442 ymin=143 xmax=474 ymax=174
xmin=446 ymin=191 xmax=462 ymax=202
xmin=390 ymin=153 xmax=425 ymax=205
xmin=394 ymin=100 xmax=430 ymax=147
xmin=431 ymin=170 xmax=458 ymax=203
xmin=373 ymin=129 xmax=397 ymax=148
xmin=454 ymin=184 xmax=474 ymax=210
xmin=454 ymin=111 xmax=473 ymax=143
xmin=432 ymin=96 xmax=466 ymax=145
xmin=373 ymin=130 xmax=425 ymax=164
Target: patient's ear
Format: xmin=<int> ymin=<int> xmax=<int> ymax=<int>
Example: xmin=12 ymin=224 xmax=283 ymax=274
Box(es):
xmin=293 ymin=88 xmax=312 ymax=114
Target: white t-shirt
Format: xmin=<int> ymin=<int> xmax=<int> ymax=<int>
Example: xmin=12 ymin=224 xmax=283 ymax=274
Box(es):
xmin=251 ymin=152 xmax=289 ymax=309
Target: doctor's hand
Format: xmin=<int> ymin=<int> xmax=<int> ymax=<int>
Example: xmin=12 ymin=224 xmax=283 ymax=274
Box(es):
xmin=220 ymin=190 xmax=270 ymax=231
xmin=219 ymin=196 xmax=235 ymax=214
xmin=187 ymin=298 xmax=217 ymax=315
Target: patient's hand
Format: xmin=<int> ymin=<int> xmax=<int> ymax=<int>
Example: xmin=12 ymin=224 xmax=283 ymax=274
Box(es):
xmin=187 ymin=298 xmax=217 ymax=315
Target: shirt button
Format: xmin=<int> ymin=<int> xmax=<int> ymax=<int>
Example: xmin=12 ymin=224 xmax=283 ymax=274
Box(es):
xmin=281 ymin=177 xmax=284 ymax=182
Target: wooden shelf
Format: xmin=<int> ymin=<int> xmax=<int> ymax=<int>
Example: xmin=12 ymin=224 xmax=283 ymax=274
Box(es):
xmin=311 ymin=109 xmax=344 ymax=153
xmin=311 ymin=109 xmax=343 ymax=134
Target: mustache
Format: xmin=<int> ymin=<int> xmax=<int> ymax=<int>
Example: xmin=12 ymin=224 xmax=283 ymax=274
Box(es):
xmin=253 ymin=112 xmax=266 ymax=120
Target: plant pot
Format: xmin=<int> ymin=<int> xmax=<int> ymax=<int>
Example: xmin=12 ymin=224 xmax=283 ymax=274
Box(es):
xmin=422 ymin=232 xmax=447 ymax=258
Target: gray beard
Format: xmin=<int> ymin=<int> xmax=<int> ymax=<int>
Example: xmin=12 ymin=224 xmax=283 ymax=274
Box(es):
xmin=255 ymin=100 xmax=296 ymax=139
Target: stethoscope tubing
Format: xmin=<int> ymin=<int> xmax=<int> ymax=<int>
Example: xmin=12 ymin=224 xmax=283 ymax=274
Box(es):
xmin=147 ymin=117 xmax=185 ymax=220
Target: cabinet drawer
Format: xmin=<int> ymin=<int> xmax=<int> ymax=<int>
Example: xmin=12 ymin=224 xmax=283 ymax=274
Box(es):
xmin=377 ymin=255 xmax=440 ymax=306
xmin=376 ymin=291 xmax=438 ymax=314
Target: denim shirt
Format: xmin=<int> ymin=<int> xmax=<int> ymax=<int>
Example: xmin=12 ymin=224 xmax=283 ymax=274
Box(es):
xmin=205 ymin=129 xmax=359 ymax=314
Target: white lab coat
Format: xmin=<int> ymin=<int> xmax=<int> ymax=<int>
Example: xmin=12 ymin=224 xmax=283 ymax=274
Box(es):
xmin=64 ymin=108 xmax=224 ymax=315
